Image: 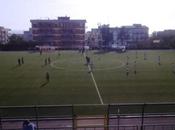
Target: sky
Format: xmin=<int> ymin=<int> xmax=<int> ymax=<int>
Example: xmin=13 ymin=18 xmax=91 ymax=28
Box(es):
xmin=0 ymin=0 xmax=175 ymax=33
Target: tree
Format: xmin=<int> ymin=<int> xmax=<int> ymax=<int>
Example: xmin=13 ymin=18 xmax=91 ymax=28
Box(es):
xmin=8 ymin=34 xmax=24 ymax=44
xmin=150 ymin=33 xmax=175 ymax=49
xmin=0 ymin=34 xmax=37 ymax=51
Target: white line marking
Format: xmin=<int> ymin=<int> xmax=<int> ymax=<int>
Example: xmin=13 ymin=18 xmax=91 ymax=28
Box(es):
xmin=84 ymin=53 xmax=104 ymax=105
xmin=88 ymin=65 xmax=104 ymax=104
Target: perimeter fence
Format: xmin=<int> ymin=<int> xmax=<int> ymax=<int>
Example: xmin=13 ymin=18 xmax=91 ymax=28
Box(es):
xmin=1 ymin=103 xmax=175 ymax=130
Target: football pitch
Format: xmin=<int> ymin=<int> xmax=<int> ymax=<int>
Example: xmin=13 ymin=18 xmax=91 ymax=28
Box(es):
xmin=0 ymin=50 xmax=175 ymax=106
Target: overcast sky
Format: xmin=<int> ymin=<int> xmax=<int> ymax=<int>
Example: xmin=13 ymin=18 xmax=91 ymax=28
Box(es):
xmin=0 ymin=0 xmax=175 ymax=33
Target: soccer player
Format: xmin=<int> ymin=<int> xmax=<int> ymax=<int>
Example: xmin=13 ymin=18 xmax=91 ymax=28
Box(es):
xmin=158 ymin=56 xmax=161 ymax=65
xmin=40 ymin=50 xmax=42 ymax=55
xmin=82 ymin=47 xmax=85 ymax=54
xmin=86 ymin=56 xmax=90 ymax=65
xmin=88 ymin=57 xmax=91 ymax=64
xmin=135 ymin=51 xmax=138 ymax=59
xmin=134 ymin=69 xmax=137 ymax=75
xmin=21 ymin=57 xmax=24 ymax=64
xmin=48 ymin=57 xmax=51 ymax=64
xmin=126 ymin=62 xmax=129 ymax=65
xmin=22 ymin=120 xmax=36 ymax=130
xmin=126 ymin=67 xmax=129 ymax=76
xmin=18 ymin=58 xmax=21 ymax=66
xmin=46 ymin=72 xmax=50 ymax=82
xmin=144 ymin=52 xmax=147 ymax=60
xmin=126 ymin=56 xmax=129 ymax=65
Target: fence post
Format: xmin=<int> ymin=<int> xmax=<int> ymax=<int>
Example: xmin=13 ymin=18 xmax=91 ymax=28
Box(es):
xmin=141 ymin=103 xmax=146 ymax=130
xmin=34 ymin=106 xmax=39 ymax=130
xmin=105 ymin=104 xmax=110 ymax=130
xmin=0 ymin=107 xmax=2 ymax=130
xmin=136 ymin=125 xmax=139 ymax=130
xmin=0 ymin=117 xmax=2 ymax=130
xmin=117 ymin=105 xmax=120 ymax=130
xmin=72 ymin=105 xmax=76 ymax=130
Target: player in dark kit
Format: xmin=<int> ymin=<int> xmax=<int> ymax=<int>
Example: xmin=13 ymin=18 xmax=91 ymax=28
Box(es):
xmin=21 ymin=57 xmax=24 ymax=64
xmin=126 ymin=67 xmax=129 ymax=76
xmin=46 ymin=72 xmax=50 ymax=82
xmin=18 ymin=58 xmax=21 ymax=66
xmin=86 ymin=56 xmax=90 ymax=65
xmin=48 ymin=57 xmax=51 ymax=64
xmin=40 ymin=50 xmax=42 ymax=55
xmin=158 ymin=56 xmax=161 ymax=65
xmin=82 ymin=47 xmax=85 ymax=54
xmin=134 ymin=61 xmax=137 ymax=75
xmin=126 ymin=56 xmax=129 ymax=65
xmin=22 ymin=120 xmax=36 ymax=130
xmin=134 ymin=70 xmax=137 ymax=75
xmin=144 ymin=52 xmax=147 ymax=60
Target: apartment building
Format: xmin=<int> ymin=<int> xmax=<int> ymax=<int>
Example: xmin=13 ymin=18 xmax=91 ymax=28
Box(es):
xmin=23 ymin=28 xmax=33 ymax=41
xmin=119 ymin=24 xmax=149 ymax=45
xmin=31 ymin=17 xmax=86 ymax=49
xmin=85 ymin=29 xmax=102 ymax=48
xmin=0 ymin=26 xmax=9 ymax=44
xmin=86 ymin=24 xmax=149 ymax=48
xmin=152 ymin=30 xmax=175 ymax=37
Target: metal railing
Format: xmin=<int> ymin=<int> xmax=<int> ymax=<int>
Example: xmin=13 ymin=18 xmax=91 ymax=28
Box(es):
xmin=0 ymin=103 xmax=175 ymax=130
xmin=2 ymin=124 xmax=175 ymax=130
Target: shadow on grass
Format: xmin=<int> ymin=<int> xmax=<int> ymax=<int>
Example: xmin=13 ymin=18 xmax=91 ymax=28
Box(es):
xmin=40 ymin=81 xmax=49 ymax=88
xmin=11 ymin=65 xmax=20 ymax=70
xmin=41 ymin=64 xmax=48 ymax=68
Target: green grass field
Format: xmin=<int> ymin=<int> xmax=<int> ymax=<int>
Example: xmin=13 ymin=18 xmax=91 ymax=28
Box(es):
xmin=0 ymin=50 xmax=175 ymax=106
